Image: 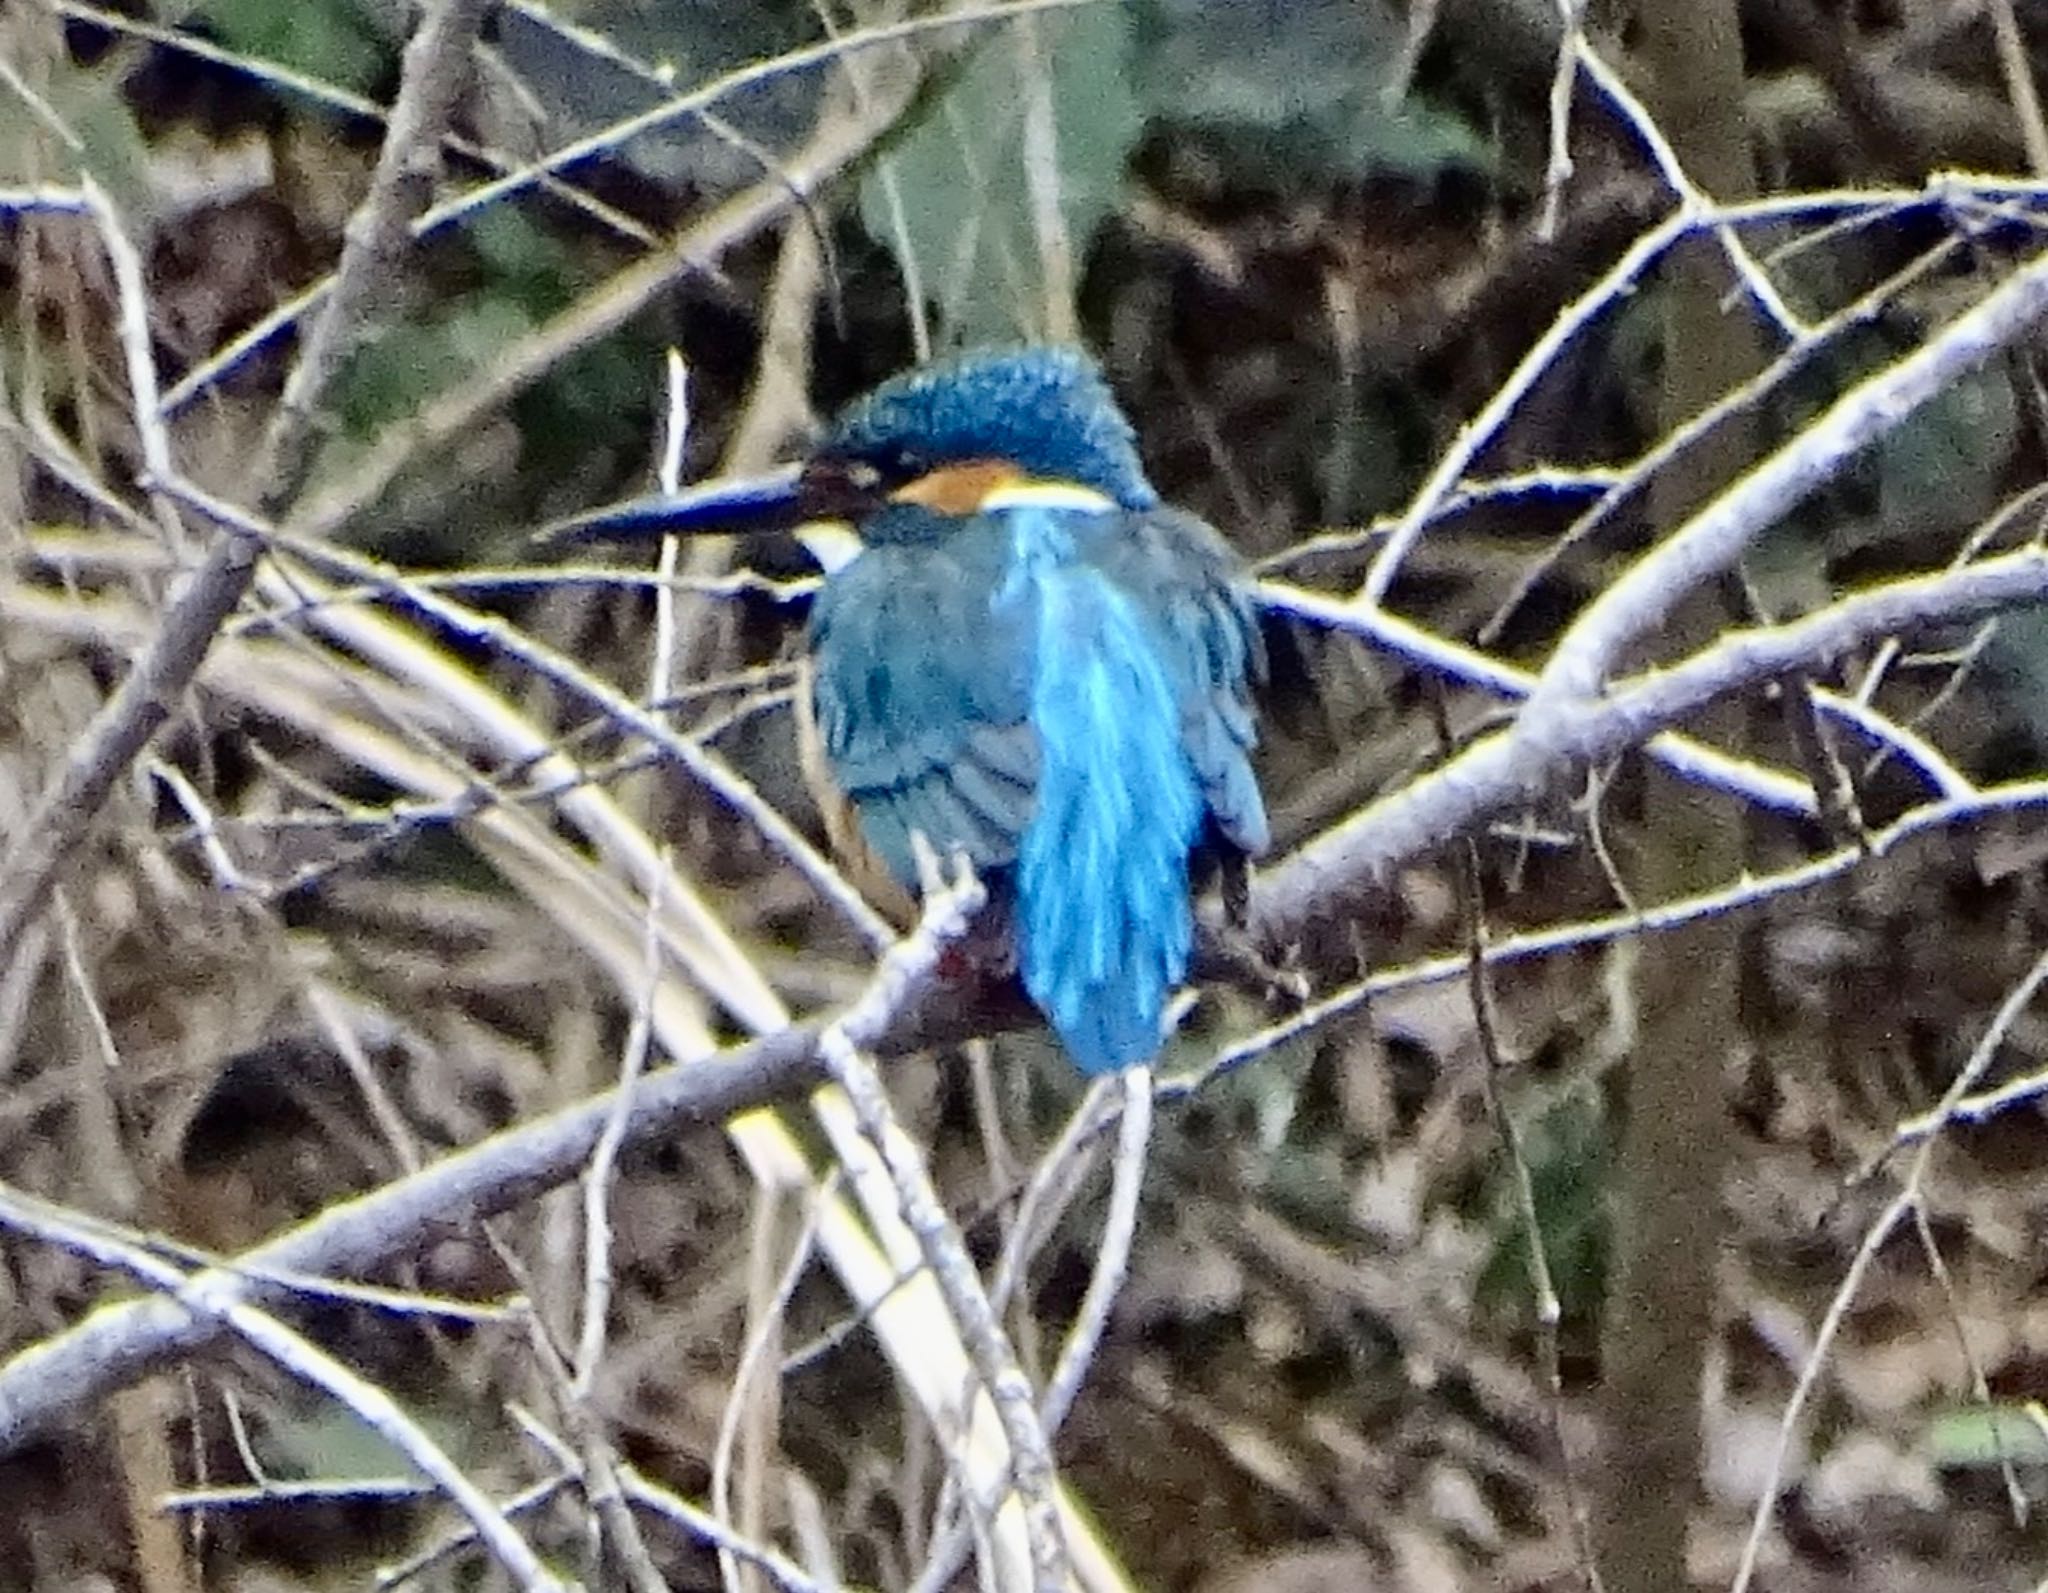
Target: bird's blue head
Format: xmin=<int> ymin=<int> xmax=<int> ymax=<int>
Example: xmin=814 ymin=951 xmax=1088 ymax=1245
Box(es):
xmin=818 ymin=346 xmax=1159 ymax=513
xmin=539 ymin=346 xmax=1158 ymax=550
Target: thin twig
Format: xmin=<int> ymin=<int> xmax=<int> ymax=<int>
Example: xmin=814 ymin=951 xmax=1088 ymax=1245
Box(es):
xmin=815 ymin=867 xmax=1069 ymax=1593
xmin=1270 ymin=483 xmax=2048 ymax=949
xmin=373 ymin=1473 xmax=576 ymax=1587
xmin=1910 ymin=1203 xmax=2029 ymax=1527
xmin=1575 ymin=39 xmax=1805 ymax=337
xmin=649 ymin=351 xmax=690 ymax=709
xmin=0 ymin=1185 xmax=563 ymax=1590
xmin=1478 ymin=231 xmax=1968 ymax=648
xmin=1355 ymin=187 xmax=1908 ymax=604
xmin=912 ymin=1078 xmax=1125 ymax=1593
xmin=712 ymin=1185 xmax=829 ymax=1593
xmin=1521 ymin=251 xmax=2048 ymax=719
xmin=0 ymin=0 xmax=490 ymax=978
xmin=1730 ymin=945 xmax=2048 ymax=1593
xmin=1538 ymin=0 xmax=1583 ymax=240
xmin=624 ymin=1465 xmax=834 ymax=1593
xmin=1180 ymin=777 xmax=2048 ymax=1096
xmin=574 ymin=876 xmax=665 ymax=1393
xmin=1261 ymin=580 xmax=1819 ymax=820
xmin=53 ymin=0 xmax=654 ymax=264
xmin=1989 ymin=0 xmax=2048 ymax=178
xmin=522 ymin=1312 xmax=670 ymax=1593
xmin=1015 ymin=14 xmax=1076 ymax=340
xmin=1458 ymin=843 xmax=1603 ymax=1593
xmin=1038 ymin=1067 xmax=1151 ymax=1437
xmin=153 ymin=479 xmax=891 ymax=956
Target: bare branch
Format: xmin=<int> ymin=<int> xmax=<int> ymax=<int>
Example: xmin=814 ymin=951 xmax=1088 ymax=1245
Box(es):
xmin=0 ymin=0 xmax=491 ymax=979
xmin=5 ymin=545 xmax=2048 ymax=1454
xmin=1256 ymin=551 xmax=2048 ymax=949
xmin=0 ymin=1186 xmax=563 ymax=1590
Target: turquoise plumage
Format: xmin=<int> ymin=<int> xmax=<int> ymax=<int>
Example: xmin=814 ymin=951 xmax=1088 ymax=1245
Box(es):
xmin=549 ymin=347 xmax=1267 ymax=1072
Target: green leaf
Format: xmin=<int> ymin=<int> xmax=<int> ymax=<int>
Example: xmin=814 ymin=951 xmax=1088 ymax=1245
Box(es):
xmin=1131 ymin=0 xmax=1489 ymax=187
xmin=859 ymin=8 xmax=1143 ymax=345
xmin=467 ymin=206 xmax=578 ymax=316
xmin=1476 ymin=1087 xmax=1610 ymax=1326
xmin=494 ymin=0 xmax=824 ymax=189
xmin=0 ymin=56 xmax=152 ymax=219
xmin=1875 ymin=363 xmax=2017 ymax=546
xmin=1925 ymin=1404 xmax=2048 ymax=1468
xmin=193 ymin=0 xmax=391 ymax=98
xmin=334 ymin=296 xmax=536 ymax=437
xmin=259 ymin=1405 xmax=432 ymax=1483
xmin=1984 ymin=603 xmax=2048 ymax=747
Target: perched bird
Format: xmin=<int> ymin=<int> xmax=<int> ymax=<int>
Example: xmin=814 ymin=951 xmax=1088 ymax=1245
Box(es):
xmin=549 ymin=347 xmax=1267 ymax=1073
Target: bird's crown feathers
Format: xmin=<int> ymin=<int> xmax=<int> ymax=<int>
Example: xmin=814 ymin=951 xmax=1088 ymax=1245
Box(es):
xmin=820 ymin=346 xmax=1158 ymax=512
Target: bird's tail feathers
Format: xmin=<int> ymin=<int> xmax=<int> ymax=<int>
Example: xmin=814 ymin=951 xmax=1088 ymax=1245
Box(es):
xmin=1017 ymin=567 xmax=1203 ymax=1073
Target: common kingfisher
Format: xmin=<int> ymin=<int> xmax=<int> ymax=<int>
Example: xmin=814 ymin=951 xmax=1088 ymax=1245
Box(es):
xmin=550 ymin=347 xmax=1268 ymax=1073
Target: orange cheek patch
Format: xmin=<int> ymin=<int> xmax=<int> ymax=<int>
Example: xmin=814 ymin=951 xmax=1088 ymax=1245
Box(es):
xmin=890 ymin=458 xmax=1025 ymax=515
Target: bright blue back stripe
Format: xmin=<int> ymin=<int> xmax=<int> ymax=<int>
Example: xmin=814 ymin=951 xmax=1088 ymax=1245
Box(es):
xmin=1008 ymin=509 xmax=1203 ymax=1072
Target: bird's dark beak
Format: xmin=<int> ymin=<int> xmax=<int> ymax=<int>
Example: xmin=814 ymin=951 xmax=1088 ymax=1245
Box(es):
xmin=537 ymin=462 xmax=808 ymax=549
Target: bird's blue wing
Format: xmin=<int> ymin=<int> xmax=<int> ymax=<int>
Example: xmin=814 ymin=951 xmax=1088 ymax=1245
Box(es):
xmin=1004 ymin=510 xmax=1206 ymax=1072
xmin=1079 ymin=507 xmax=1269 ymax=857
xmin=808 ymin=524 xmax=1041 ymax=887
xmin=809 ymin=500 xmax=1264 ymax=1075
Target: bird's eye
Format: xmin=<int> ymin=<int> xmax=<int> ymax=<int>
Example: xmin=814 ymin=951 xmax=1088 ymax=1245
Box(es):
xmin=804 ymin=458 xmax=884 ymax=505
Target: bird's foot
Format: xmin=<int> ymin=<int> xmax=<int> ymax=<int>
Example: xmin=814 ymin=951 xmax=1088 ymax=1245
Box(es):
xmin=1197 ymin=918 xmax=1309 ymax=1010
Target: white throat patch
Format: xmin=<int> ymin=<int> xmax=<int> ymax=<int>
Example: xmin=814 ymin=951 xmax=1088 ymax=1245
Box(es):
xmin=796 ymin=520 xmax=864 ymax=573
xmin=979 ymin=480 xmax=1118 ymax=515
